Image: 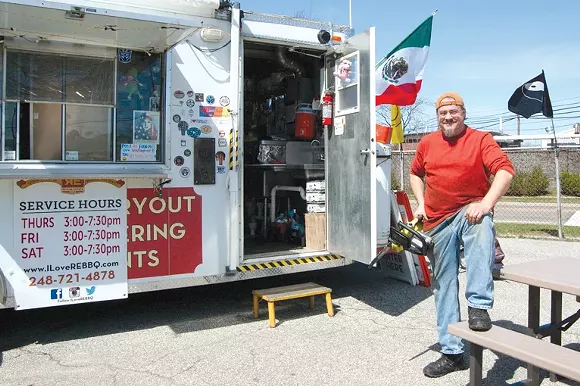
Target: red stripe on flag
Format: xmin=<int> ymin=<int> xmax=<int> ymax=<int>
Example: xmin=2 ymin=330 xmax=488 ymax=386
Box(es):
xmin=376 ymin=80 xmax=423 ymax=107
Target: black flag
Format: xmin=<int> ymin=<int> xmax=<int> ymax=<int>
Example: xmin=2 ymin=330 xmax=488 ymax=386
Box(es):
xmin=507 ymin=71 xmax=553 ymax=119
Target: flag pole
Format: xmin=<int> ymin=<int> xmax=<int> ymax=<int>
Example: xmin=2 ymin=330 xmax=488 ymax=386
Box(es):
xmin=399 ymin=145 xmax=404 ymax=190
xmin=551 ymin=117 xmax=563 ymax=238
xmin=349 ymin=0 xmax=352 ymax=28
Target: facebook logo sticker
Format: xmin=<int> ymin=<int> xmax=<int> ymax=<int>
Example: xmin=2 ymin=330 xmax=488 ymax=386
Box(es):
xmin=50 ymin=288 xmax=62 ymax=300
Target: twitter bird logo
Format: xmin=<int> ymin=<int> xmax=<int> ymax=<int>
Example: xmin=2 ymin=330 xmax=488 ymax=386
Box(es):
xmin=86 ymin=286 xmax=96 ymax=295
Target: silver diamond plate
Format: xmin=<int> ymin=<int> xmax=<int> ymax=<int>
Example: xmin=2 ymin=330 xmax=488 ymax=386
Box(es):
xmin=242 ymin=11 xmax=354 ymax=38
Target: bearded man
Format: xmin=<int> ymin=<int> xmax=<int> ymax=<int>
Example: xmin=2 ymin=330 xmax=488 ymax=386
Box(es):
xmin=409 ymin=92 xmax=515 ymax=378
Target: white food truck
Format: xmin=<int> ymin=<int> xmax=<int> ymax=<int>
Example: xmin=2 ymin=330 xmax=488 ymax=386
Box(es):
xmin=0 ymin=0 xmax=430 ymax=310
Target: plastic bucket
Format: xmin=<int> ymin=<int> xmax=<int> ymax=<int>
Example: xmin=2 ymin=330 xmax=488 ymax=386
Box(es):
xmin=376 ymin=124 xmax=392 ymax=144
xmin=295 ymin=103 xmax=317 ymax=140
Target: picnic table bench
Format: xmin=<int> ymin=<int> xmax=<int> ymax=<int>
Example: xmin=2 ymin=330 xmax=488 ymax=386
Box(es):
xmin=449 ymin=257 xmax=580 ymax=386
xmin=449 ymin=321 xmax=580 ymax=386
xmin=252 ymin=282 xmax=334 ymax=328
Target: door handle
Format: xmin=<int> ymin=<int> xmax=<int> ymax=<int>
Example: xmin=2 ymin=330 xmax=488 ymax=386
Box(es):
xmin=360 ymin=148 xmax=375 ymax=155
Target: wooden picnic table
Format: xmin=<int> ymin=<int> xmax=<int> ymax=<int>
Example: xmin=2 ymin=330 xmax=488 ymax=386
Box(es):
xmin=499 ymin=257 xmax=580 ymax=384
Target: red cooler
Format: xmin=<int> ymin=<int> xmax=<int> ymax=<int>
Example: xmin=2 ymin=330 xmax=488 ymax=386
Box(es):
xmin=295 ymin=103 xmax=317 ymax=140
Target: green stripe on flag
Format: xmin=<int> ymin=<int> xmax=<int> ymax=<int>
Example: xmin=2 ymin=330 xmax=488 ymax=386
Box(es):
xmin=376 ymin=15 xmax=433 ymax=70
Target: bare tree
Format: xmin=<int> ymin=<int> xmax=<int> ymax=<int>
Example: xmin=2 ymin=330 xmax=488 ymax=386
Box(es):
xmin=376 ymin=97 xmax=432 ymax=134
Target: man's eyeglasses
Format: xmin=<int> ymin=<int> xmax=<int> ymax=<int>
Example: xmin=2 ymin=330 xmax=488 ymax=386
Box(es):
xmin=438 ymin=109 xmax=463 ymax=117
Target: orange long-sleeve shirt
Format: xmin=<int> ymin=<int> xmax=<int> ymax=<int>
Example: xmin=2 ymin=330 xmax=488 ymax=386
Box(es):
xmin=410 ymin=127 xmax=515 ymax=231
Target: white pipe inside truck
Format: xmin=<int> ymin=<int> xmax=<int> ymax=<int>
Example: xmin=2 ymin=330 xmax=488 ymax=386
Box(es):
xmin=0 ymin=0 xmax=425 ymax=311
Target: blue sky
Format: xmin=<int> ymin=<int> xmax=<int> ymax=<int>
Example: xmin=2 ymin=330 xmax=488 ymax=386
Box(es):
xmin=240 ymin=0 xmax=580 ymax=135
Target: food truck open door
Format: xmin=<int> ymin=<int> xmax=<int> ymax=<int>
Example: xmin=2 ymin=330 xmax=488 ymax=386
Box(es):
xmin=325 ymin=27 xmax=381 ymax=265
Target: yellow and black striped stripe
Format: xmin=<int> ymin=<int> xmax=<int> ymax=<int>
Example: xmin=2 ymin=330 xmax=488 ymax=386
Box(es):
xmin=237 ymin=254 xmax=343 ymax=272
xmin=235 ymin=129 xmax=239 ymax=170
xmin=228 ymin=128 xmax=234 ymax=170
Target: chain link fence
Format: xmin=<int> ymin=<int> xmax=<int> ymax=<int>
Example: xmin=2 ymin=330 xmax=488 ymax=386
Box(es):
xmin=391 ymin=135 xmax=580 ymax=241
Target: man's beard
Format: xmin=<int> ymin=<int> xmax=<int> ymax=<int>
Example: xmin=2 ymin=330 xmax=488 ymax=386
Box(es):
xmin=441 ymin=124 xmax=465 ymax=138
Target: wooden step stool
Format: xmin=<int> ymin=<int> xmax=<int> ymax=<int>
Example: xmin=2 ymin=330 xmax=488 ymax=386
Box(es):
xmin=252 ymin=282 xmax=334 ymax=328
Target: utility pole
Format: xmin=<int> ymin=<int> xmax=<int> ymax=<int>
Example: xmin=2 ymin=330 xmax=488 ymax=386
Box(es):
xmin=516 ymin=115 xmax=520 ymax=135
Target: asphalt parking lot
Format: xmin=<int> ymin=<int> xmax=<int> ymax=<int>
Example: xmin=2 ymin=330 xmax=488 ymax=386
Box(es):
xmin=0 ymin=238 xmax=579 ymax=386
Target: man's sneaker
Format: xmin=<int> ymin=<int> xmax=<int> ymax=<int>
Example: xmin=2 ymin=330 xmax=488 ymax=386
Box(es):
xmin=423 ymin=353 xmax=468 ymax=378
xmin=468 ymin=307 xmax=492 ymax=331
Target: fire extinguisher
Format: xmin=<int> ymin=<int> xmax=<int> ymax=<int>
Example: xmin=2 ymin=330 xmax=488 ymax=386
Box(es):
xmin=321 ymin=90 xmax=334 ymax=126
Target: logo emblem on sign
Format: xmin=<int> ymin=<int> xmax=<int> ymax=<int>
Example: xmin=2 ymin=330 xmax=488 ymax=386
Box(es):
xmin=178 ymin=121 xmax=189 ymax=131
xmin=219 ymin=96 xmax=230 ymax=106
xmin=180 ymin=167 xmax=191 ymax=178
xmin=50 ymin=288 xmax=62 ymax=299
xmin=118 ymin=49 xmax=132 ymax=63
xmin=186 ymin=99 xmax=195 ymax=108
xmin=187 ymin=127 xmax=201 ymax=138
xmin=218 ymin=138 xmax=228 ymax=147
xmin=174 ymin=156 xmax=185 ymax=166
xmin=69 ymin=287 xmax=81 ymax=298
xmin=215 ymin=151 xmax=226 ymax=166
xmin=206 ymin=95 xmax=215 ymax=104
xmin=174 ymin=90 xmax=185 ymax=99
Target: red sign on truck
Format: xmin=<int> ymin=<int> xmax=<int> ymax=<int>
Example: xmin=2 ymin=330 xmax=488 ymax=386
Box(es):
xmin=126 ymin=188 xmax=203 ymax=279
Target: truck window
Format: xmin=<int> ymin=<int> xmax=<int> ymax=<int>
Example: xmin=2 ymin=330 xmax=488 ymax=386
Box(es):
xmin=115 ymin=51 xmax=163 ymax=162
xmin=334 ymin=51 xmax=360 ymax=116
xmin=2 ymin=47 xmax=163 ymax=163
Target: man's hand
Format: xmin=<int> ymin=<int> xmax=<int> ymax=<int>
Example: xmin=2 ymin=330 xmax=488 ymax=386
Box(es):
xmin=464 ymin=201 xmax=492 ymax=224
xmin=414 ymin=202 xmax=429 ymax=221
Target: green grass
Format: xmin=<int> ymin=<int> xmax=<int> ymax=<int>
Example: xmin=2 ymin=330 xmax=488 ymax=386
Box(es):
xmin=404 ymin=193 xmax=580 ymax=204
xmin=495 ymin=223 xmax=580 ymax=240
xmin=499 ymin=196 xmax=580 ymax=204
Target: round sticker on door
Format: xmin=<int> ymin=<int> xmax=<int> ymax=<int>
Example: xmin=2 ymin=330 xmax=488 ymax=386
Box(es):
xmin=206 ymin=95 xmax=215 ymax=104
xmin=218 ymin=130 xmax=226 ymax=138
xmin=187 ymin=127 xmax=201 ymax=138
xmin=184 ymin=149 xmax=192 ymax=157
xmin=172 ymin=114 xmax=181 ymax=123
xmin=186 ymin=99 xmax=195 ymax=108
xmin=187 ymin=90 xmax=194 ymax=97
xmin=174 ymin=156 xmax=184 ymax=166
xmin=200 ymin=125 xmax=212 ymax=134
xmin=219 ymin=96 xmax=230 ymax=106
xmin=174 ymin=90 xmax=185 ymax=99
xmin=180 ymin=167 xmax=191 ymax=178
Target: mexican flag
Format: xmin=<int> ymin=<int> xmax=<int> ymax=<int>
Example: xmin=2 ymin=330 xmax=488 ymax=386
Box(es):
xmin=376 ymin=14 xmax=434 ymax=107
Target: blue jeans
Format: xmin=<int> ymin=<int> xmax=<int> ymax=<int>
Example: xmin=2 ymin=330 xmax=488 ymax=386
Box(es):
xmin=426 ymin=205 xmax=496 ymax=355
